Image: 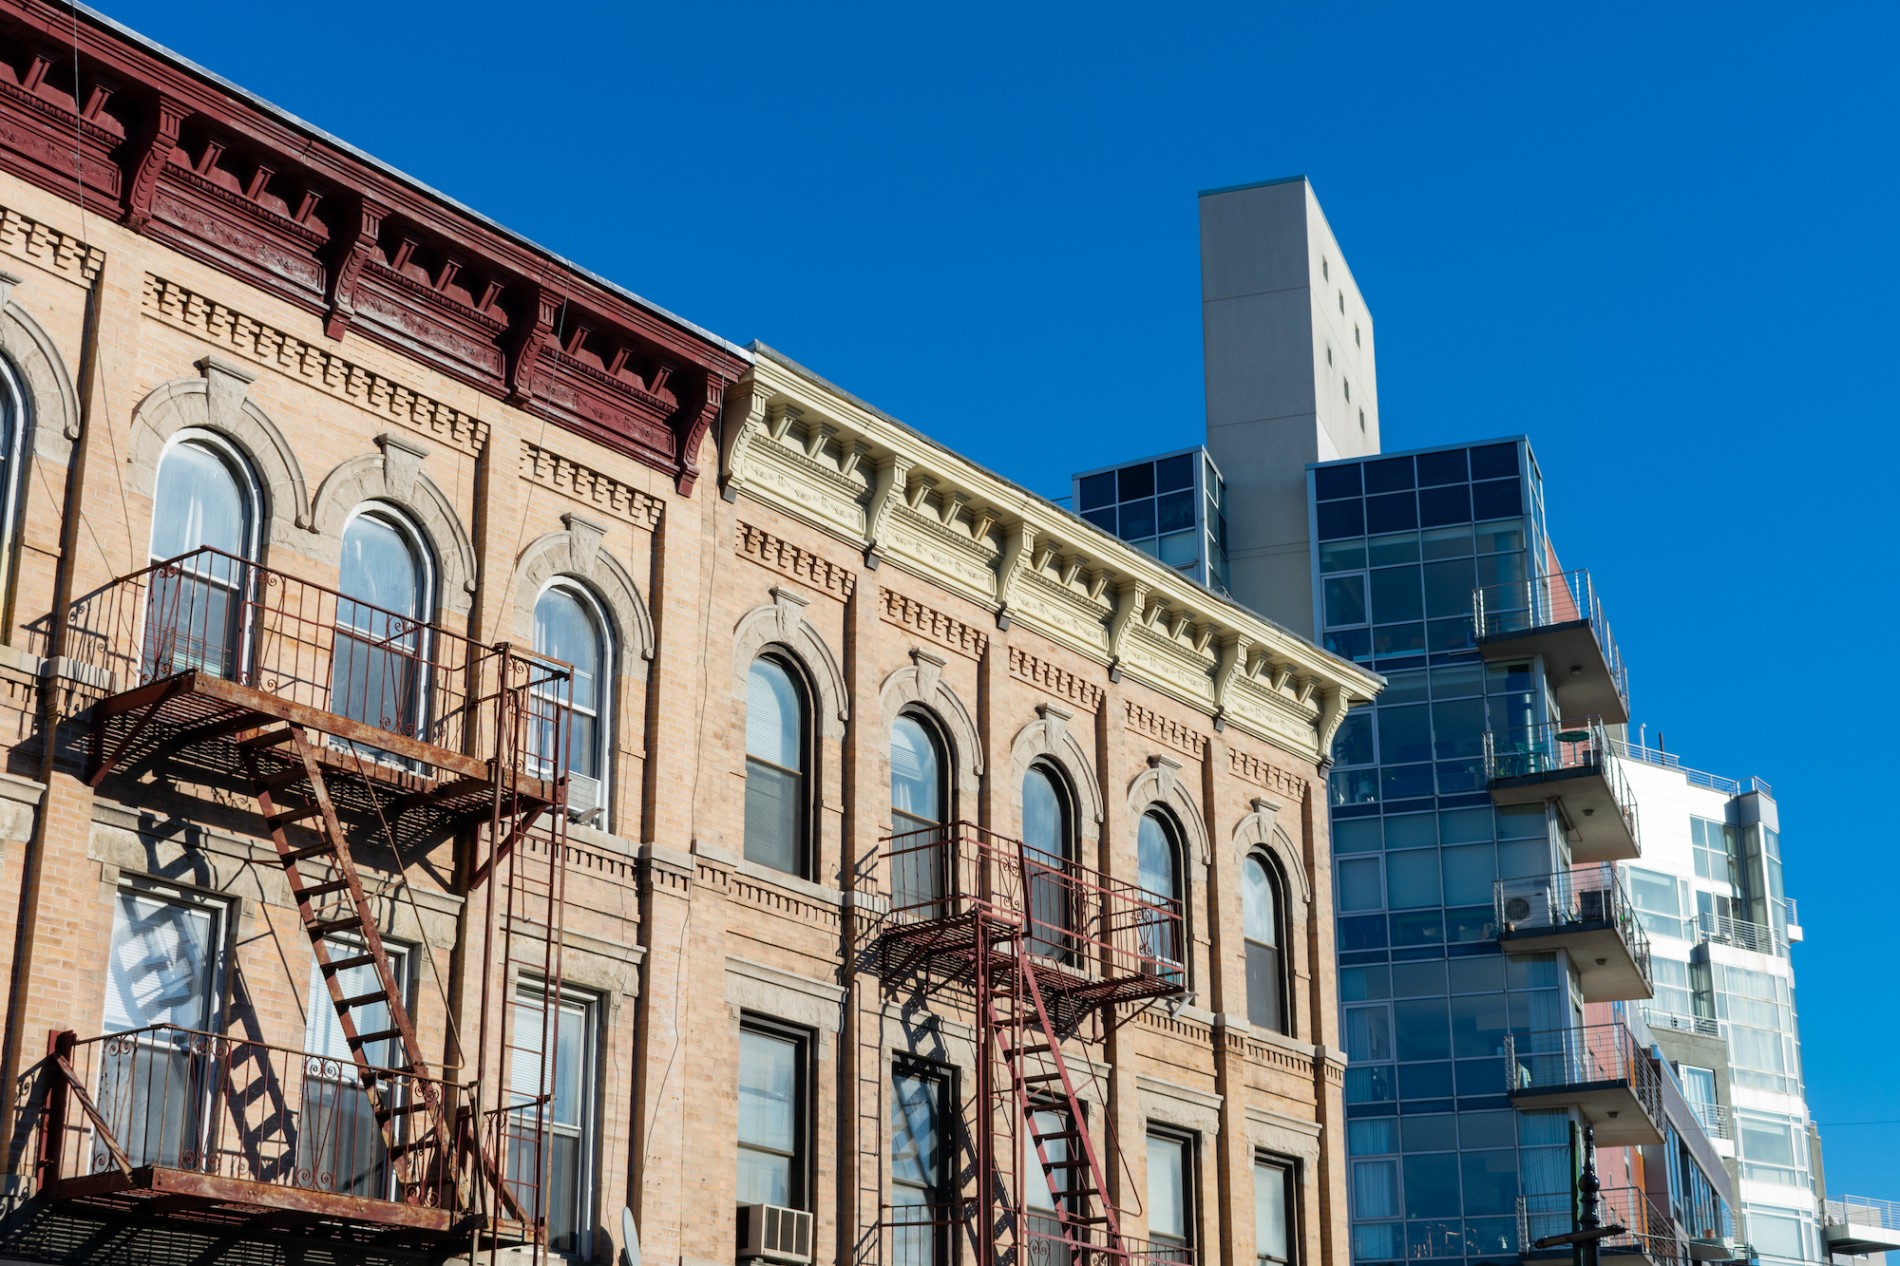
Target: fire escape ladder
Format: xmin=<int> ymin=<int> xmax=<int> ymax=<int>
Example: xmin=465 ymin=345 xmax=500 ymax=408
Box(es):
xmin=995 ymin=956 xmax=1127 ymax=1260
xmin=241 ymin=723 xmax=453 ymax=1189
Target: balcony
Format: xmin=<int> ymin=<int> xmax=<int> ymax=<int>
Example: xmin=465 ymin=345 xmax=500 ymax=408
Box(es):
xmin=1824 ymin=1197 xmax=1900 ymax=1257
xmin=1484 ymin=720 xmax=1641 ymax=862
xmin=881 ymin=823 xmax=1186 ymax=1025
xmin=23 ymin=1025 xmax=539 ymax=1241
xmin=1520 ymin=1187 xmax=1689 ymax=1266
xmin=1504 ymin=1022 xmax=1665 ymax=1146
xmin=1472 ymin=569 xmax=1630 ymax=724
xmin=1495 ymin=866 xmax=1654 ymax=1003
xmin=1696 ymin=911 xmax=1787 ymax=958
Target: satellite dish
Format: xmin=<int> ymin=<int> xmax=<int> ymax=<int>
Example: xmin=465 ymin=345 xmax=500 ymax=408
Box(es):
xmin=620 ymin=1206 xmax=641 ymax=1266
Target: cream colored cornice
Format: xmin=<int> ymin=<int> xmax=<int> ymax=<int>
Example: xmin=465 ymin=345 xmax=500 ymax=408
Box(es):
xmin=722 ymin=348 xmax=1382 ymax=762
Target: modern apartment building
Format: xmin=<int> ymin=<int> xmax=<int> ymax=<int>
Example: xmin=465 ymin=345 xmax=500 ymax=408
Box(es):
xmin=0 ymin=7 xmax=1380 ymax=1266
xmin=1074 ymin=176 xmax=1855 ymax=1266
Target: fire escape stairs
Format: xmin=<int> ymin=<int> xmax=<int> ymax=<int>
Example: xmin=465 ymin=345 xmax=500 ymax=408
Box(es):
xmin=239 ymin=722 xmax=454 ymax=1201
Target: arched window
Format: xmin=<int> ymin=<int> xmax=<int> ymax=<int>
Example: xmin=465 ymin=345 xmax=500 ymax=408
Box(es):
xmin=335 ymin=508 xmax=432 ymax=742
xmin=889 ymin=712 xmax=948 ymax=918
xmin=1022 ymin=763 xmax=1076 ymax=963
xmin=0 ymin=359 xmax=28 ymax=591
xmin=533 ymin=582 xmax=612 ymax=824
xmin=146 ymin=431 xmax=257 ymax=681
xmin=1137 ymin=810 xmax=1185 ymax=983
xmin=746 ymin=655 xmax=808 ymax=876
xmin=1244 ymin=853 xmax=1288 ymax=1033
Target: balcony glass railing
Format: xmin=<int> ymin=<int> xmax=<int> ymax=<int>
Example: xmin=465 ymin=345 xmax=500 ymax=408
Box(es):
xmin=1494 ymin=864 xmax=1652 ymax=980
xmin=1471 ymin=568 xmax=1628 ymax=701
xmin=1484 ymin=720 xmax=1639 ymax=831
xmin=1519 ymin=1187 xmax=1688 ymax=1266
xmin=1504 ymin=1021 xmax=1664 ymax=1121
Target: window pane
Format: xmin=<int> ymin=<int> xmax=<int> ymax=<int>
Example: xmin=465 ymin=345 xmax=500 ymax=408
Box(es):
xmin=747 ymin=659 xmax=803 ymax=768
xmin=891 ymin=1069 xmax=942 ymax=1189
xmin=1243 ymin=857 xmax=1277 ymax=945
xmin=1256 ymin=1160 xmax=1291 ymax=1261
xmin=151 ymin=440 xmax=248 ymax=560
xmin=1022 ymin=767 xmax=1066 ymax=859
xmin=534 ymin=586 xmax=604 ymax=713
xmin=105 ymin=891 xmax=216 ymax=1031
xmin=1138 ymin=814 xmax=1177 ymax=903
xmin=744 ymin=761 xmax=802 ymax=873
xmin=1324 ymin=576 xmax=1368 ymax=628
xmin=1147 ymin=1133 xmax=1188 ymax=1239
xmin=891 ymin=715 xmax=943 ymax=825
xmin=738 ymin=1029 xmax=799 ymax=1207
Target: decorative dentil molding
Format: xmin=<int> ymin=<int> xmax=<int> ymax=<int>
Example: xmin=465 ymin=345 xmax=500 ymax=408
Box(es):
xmin=520 ymin=441 xmax=663 ymax=530
xmin=1229 ymin=748 xmax=1311 ymax=803
xmin=736 ymin=523 xmax=856 ymax=601
xmin=1126 ymin=700 xmax=1207 ymax=760
xmin=143 ymin=274 xmax=488 ymax=454
xmin=0 ymin=203 xmax=103 ymax=283
xmin=1008 ymin=645 xmax=1105 ymax=713
xmin=878 ymin=588 xmax=988 ymax=660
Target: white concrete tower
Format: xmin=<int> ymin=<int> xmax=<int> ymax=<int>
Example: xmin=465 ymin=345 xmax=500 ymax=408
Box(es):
xmin=1201 ymin=176 xmax=1380 ymax=632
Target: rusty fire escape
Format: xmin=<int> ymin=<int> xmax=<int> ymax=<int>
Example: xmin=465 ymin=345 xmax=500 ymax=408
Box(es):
xmin=30 ymin=546 xmax=573 ymax=1256
xmin=880 ymin=822 xmax=1188 ymax=1265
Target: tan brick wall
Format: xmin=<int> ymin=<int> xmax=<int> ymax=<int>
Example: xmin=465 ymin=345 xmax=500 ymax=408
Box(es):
xmin=0 ymin=169 xmax=1360 ymax=1266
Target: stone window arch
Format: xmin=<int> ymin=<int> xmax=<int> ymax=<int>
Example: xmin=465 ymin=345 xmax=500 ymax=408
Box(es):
xmin=1006 ymin=705 xmax=1103 ymax=834
xmin=309 ymin=434 xmax=474 ymax=615
xmin=876 ymin=650 xmax=983 ymax=810
xmin=0 ymin=271 xmax=80 ymax=468
xmin=509 ymin=514 xmax=654 ymax=680
xmin=130 ymin=356 xmax=310 ymax=550
xmin=730 ymin=588 xmax=848 ymax=740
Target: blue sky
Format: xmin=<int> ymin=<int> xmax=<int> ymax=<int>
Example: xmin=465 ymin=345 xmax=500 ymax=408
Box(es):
xmin=106 ymin=0 xmax=1897 ymax=1196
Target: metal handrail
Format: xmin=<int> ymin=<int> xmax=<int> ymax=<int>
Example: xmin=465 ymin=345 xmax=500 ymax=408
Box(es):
xmin=883 ymin=822 xmax=1187 ymax=986
xmin=61 ymin=545 xmax=571 ymax=780
xmin=1605 ymin=740 xmax=1745 ymax=797
xmin=1484 ymin=719 xmax=1641 ymax=845
xmin=35 ymin=1024 xmax=463 ymax=1210
xmin=1826 ymin=1197 xmax=1900 ymax=1231
xmin=1494 ymin=864 xmax=1652 ymax=985
xmin=1689 ymin=1101 xmax=1731 ymax=1141
xmin=1504 ymin=1021 xmax=1664 ymax=1125
xmin=1697 ymin=911 xmax=1786 ymax=956
xmin=1518 ymin=1186 xmax=1689 ymax=1266
xmin=1640 ymin=1007 xmax=1723 ymax=1039
xmin=1471 ymin=568 xmax=1628 ymax=706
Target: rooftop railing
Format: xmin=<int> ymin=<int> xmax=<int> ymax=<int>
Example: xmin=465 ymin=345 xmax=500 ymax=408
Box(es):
xmin=1494 ymin=864 xmax=1652 ymax=981
xmin=1472 ymin=568 xmax=1629 ymax=706
xmin=1605 ymin=741 xmax=1744 ymax=797
xmin=1505 ymin=1021 xmax=1664 ymax=1122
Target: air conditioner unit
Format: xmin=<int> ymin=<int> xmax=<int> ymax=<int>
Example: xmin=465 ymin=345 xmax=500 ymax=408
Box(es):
xmin=1504 ymin=886 xmax=1555 ymax=930
xmin=566 ymin=772 xmax=604 ymax=825
xmin=737 ymin=1204 xmax=812 ymax=1264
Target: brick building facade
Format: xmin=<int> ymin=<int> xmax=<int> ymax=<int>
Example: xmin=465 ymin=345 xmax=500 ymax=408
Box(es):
xmin=0 ymin=5 xmax=1380 ymax=1265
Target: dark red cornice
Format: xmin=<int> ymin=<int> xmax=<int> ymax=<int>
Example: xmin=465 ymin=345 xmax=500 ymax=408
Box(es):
xmin=0 ymin=0 xmax=745 ymax=492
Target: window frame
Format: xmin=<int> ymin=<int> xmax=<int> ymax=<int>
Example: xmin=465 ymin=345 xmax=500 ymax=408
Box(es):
xmin=736 ymin=1015 xmax=812 ymax=1212
xmin=145 ymin=428 xmax=264 ymax=682
xmin=0 ymin=357 xmax=28 ymax=610
xmin=1021 ymin=760 xmax=1079 ymax=964
xmin=1145 ymin=1125 xmax=1198 ymax=1260
xmin=1136 ymin=807 xmax=1188 ymax=986
xmin=1253 ymin=1152 xmax=1300 ymax=1266
xmin=1243 ymin=849 xmax=1292 ymax=1035
xmin=509 ymin=979 xmax=600 ymax=1258
xmin=890 ymin=708 xmax=951 ymax=840
xmin=744 ymin=651 xmax=815 ymax=878
xmin=532 ymin=578 xmax=615 ymax=826
xmin=890 ymin=1055 xmax=957 ymax=1266
xmin=334 ymin=503 xmax=436 ymax=748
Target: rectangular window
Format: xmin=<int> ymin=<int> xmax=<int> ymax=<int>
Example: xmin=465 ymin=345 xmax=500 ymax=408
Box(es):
xmin=738 ymin=1021 xmax=808 ymax=1209
xmin=508 ymin=984 xmax=597 ymax=1255
xmin=102 ymin=883 xmax=224 ymax=1169
xmin=891 ymin=1062 xmax=950 ymax=1266
xmin=1256 ymin=1155 xmax=1298 ymax=1266
xmin=1147 ymin=1130 xmax=1194 ymax=1262
xmin=303 ymin=941 xmax=410 ymax=1200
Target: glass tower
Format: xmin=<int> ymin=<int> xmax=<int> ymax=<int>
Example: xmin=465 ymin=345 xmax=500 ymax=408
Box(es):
xmin=1071 ymin=446 xmax=1229 ymax=593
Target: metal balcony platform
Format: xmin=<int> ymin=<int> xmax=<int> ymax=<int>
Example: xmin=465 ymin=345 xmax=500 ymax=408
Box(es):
xmin=1496 ymin=867 xmax=1654 ymax=1003
xmin=1486 ymin=721 xmax=1641 ymax=863
xmin=1505 ymin=1023 xmax=1666 ymax=1147
xmin=1473 ymin=569 xmax=1630 ymax=724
